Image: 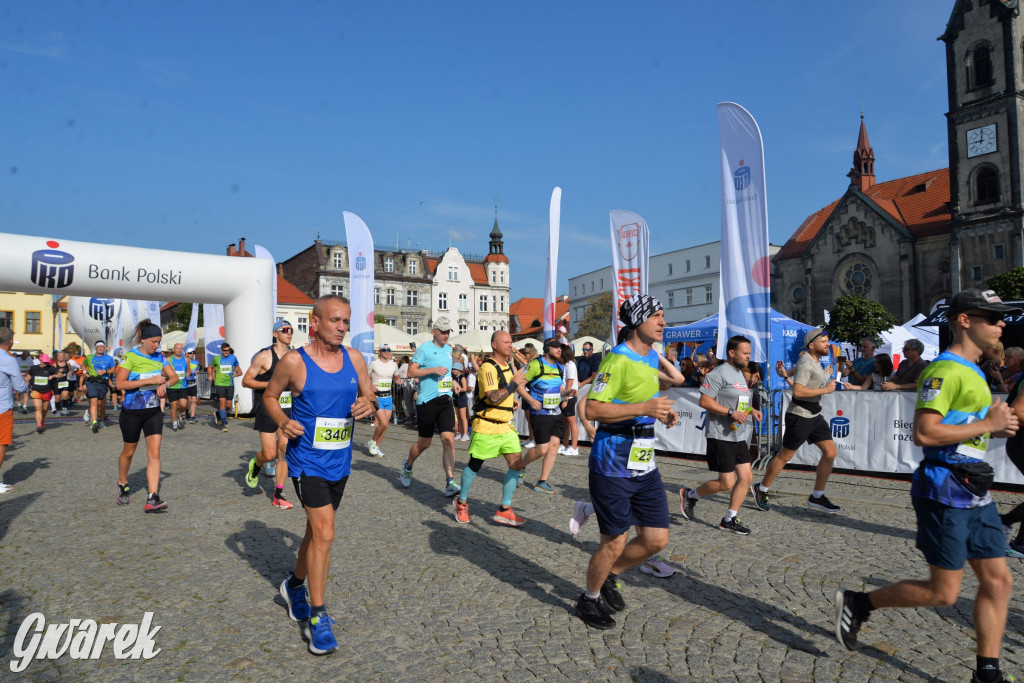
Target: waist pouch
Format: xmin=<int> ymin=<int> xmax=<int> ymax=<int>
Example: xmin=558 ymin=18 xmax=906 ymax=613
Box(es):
xmin=928 ymin=459 xmax=995 ymax=497
xmin=790 ymin=398 xmax=822 ymax=415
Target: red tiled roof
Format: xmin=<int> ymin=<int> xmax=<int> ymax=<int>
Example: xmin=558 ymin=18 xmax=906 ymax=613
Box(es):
xmin=278 ymin=275 xmax=314 ymax=305
xmin=425 ymin=256 xmax=489 ymax=285
xmin=509 ymin=297 xmax=568 ymax=334
xmin=774 ymin=168 xmax=951 ymax=261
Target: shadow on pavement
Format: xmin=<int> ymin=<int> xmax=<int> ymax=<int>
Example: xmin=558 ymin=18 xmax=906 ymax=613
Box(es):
xmin=224 ymin=519 xmax=304 ymax=586
xmin=2 ymin=457 xmax=50 ymax=485
xmin=771 ymin=503 xmax=915 ymax=539
xmin=0 ymin=588 xmax=32 ymax=662
xmin=0 ymin=491 xmax=41 ymax=544
xmin=423 ymin=519 xmax=577 ymax=610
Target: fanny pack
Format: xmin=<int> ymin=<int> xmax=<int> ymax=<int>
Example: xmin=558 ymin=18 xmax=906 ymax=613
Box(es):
xmin=790 ymin=398 xmax=822 ymax=415
xmin=598 ymin=423 xmax=655 ymax=439
xmin=927 ymin=459 xmax=995 ymax=498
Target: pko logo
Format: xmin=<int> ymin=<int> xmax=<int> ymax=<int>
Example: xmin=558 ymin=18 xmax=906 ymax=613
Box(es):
xmin=830 ymin=410 xmax=850 ymax=439
xmin=733 ymin=162 xmax=751 ymax=192
xmin=355 ymin=253 xmax=366 ymax=271
xmin=30 ymin=240 xmax=75 ymax=289
xmin=88 ymin=298 xmax=115 ymax=321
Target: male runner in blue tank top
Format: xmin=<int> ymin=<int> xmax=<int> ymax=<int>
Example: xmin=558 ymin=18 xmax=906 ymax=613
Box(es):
xmin=261 ymin=295 xmax=375 ymax=656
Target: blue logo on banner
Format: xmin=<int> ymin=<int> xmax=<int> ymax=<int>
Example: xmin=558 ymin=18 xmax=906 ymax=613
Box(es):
xmin=30 ymin=241 xmax=75 ymax=289
xmin=733 ymin=165 xmax=751 ymax=192
xmin=723 ymin=292 xmax=770 ymax=360
xmin=88 ymin=298 xmax=115 ymax=321
xmin=830 ymin=415 xmax=850 ymax=439
xmin=356 ymin=256 xmax=366 ymax=271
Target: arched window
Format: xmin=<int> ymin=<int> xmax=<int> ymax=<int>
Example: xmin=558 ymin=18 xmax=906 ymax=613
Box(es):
xmin=975 ymin=166 xmax=1000 ymax=204
xmin=967 ymin=44 xmax=994 ymax=89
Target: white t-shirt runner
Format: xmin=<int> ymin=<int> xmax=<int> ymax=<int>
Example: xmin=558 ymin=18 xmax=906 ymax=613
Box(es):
xmin=369 ymin=359 xmax=399 ymax=395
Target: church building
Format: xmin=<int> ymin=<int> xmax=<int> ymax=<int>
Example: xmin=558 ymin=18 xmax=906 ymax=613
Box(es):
xmin=772 ymin=0 xmax=1024 ymax=325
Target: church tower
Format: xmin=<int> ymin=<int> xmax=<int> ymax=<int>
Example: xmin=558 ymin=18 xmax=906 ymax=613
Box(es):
xmin=850 ymin=114 xmax=876 ymax=192
xmin=942 ymin=0 xmax=1024 ymax=291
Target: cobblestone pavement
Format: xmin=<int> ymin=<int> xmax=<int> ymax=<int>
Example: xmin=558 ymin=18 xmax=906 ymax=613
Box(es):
xmin=2 ymin=407 xmax=1024 ymax=682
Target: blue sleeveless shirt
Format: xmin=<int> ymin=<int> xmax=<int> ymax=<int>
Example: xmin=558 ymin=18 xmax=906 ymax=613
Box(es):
xmin=285 ymin=346 xmax=359 ymax=481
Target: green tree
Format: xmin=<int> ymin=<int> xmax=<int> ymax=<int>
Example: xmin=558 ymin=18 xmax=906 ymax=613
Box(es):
xmin=822 ymin=294 xmax=898 ymax=350
xmin=575 ymin=291 xmax=613 ymax=341
xmin=988 ymin=267 xmax=1024 ymax=301
xmin=167 ymin=303 xmax=202 ymax=332
xmin=374 ymin=313 xmax=386 ymax=324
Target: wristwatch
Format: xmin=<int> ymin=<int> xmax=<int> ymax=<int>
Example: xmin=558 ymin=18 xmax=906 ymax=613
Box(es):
xmin=727 ymin=408 xmax=734 ymax=418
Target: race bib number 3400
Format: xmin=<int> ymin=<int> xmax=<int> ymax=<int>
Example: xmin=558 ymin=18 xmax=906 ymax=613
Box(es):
xmin=312 ymin=417 xmax=353 ymax=450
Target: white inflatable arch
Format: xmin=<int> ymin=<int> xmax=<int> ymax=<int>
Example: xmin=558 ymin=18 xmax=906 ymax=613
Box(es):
xmin=0 ymin=232 xmax=275 ymax=413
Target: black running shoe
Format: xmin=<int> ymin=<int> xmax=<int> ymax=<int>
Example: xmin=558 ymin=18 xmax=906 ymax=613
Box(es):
xmin=835 ymin=589 xmax=864 ymax=650
xmin=575 ymin=594 xmax=615 ymax=629
xmin=719 ymin=517 xmax=751 ymax=535
xmin=970 ymin=670 xmax=1016 ymax=683
xmin=751 ymin=483 xmax=770 ymax=511
xmin=808 ymin=494 xmax=841 ymax=513
xmin=680 ymin=487 xmax=697 ymax=520
xmin=600 ymin=575 xmax=625 ymax=612
xmin=144 ymin=493 xmax=168 ymax=512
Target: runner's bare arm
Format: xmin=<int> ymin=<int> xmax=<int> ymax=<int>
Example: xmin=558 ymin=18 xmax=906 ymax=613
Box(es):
xmin=264 ymin=350 xmax=304 ymax=438
xmin=241 ymin=349 xmax=271 ymax=390
xmin=657 ymin=354 xmax=684 ymax=386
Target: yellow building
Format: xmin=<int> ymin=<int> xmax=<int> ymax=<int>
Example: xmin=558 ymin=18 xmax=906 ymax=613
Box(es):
xmin=0 ymin=292 xmax=84 ymax=355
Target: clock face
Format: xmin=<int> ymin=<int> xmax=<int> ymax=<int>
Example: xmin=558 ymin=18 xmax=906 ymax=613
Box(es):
xmin=967 ymin=123 xmax=997 ymax=157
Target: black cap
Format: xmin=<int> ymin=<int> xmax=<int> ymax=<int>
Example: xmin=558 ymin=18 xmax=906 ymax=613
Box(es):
xmin=947 ymin=288 xmax=1022 ymax=318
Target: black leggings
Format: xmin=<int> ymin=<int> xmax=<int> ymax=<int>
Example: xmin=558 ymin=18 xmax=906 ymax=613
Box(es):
xmin=467 ymin=456 xmax=486 ymax=473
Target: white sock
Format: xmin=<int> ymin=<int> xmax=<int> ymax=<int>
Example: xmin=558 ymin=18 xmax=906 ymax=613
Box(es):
xmin=724 ymin=509 xmax=738 ymax=522
xmin=688 ymin=488 xmax=700 ymax=500
xmin=584 ymin=589 xmax=601 ymax=600
xmin=812 ymin=489 xmax=825 ymax=498
xmin=758 ymin=483 xmax=769 ymax=493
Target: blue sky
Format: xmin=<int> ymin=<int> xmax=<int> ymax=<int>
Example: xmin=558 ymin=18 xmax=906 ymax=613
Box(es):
xmin=2 ymin=1 xmax=954 ymax=301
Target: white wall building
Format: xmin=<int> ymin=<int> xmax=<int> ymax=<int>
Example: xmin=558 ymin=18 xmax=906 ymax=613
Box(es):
xmin=568 ymin=240 xmax=780 ymax=336
xmin=428 ymin=220 xmax=510 ymax=334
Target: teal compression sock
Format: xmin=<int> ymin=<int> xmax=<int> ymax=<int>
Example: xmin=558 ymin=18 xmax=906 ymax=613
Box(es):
xmin=459 ymin=467 xmax=476 ymax=502
xmin=501 ymin=468 xmax=519 ymax=507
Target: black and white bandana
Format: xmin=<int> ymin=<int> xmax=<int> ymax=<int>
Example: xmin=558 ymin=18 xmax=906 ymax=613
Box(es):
xmin=618 ymin=294 xmax=664 ymax=330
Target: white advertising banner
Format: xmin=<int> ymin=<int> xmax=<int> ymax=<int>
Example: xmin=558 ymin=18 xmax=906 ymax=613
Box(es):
xmin=716 ymin=102 xmax=771 ymax=362
xmin=202 ymin=303 xmax=225 ymax=368
xmin=543 ymin=188 xmax=561 ymax=339
xmin=185 ymin=303 xmax=199 ymax=351
xmin=783 ymin=391 xmax=1024 ymax=485
xmin=343 ymin=211 xmax=375 ymax=367
xmin=608 ymin=210 xmax=650 ymax=341
xmin=253 ymin=244 xmax=277 ymax=328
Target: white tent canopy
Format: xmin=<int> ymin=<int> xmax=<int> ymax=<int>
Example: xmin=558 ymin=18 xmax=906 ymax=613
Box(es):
xmin=449 ymin=329 xmax=495 ymax=354
xmin=514 ymin=338 xmax=542 ymax=351
xmin=880 ymin=313 xmax=940 ymax=362
xmin=343 ymin=323 xmax=417 ymax=354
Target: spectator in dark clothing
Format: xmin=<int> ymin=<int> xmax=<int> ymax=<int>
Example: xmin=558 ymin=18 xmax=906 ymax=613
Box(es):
xmin=882 ymin=339 xmax=928 ymax=391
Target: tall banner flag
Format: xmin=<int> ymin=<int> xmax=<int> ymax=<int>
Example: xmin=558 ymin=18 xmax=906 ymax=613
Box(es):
xmin=142 ymin=300 xmax=161 ymax=326
xmin=543 ymin=187 xmax=562 ymax=339
xmin=254 ymin=244 xmax=277 ymax=328
xmin=185 ymin=303 xmax=199 ymax=351
xmin=343 ymin=211 xmax=375 ymax=366
xmin=716 ymin=102 xmax=771 ymax=362
xmin=609 ymin=210 xmax=650 ymax=342
xmin=203 ymin=303 xmax=225 ymax=367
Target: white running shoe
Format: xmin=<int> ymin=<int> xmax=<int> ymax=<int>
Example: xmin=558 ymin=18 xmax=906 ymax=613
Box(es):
xmin=565 ymin=447 xmax=580 ymax=456
xmin=569 ymin=500 xmax=590 ymax=536
xmin=0 ymin=482 xmax=13 ymax=494
xmin=368 ymin=439 xmax=379 ymax=456
xmin=523 ymin=440 xmax=536 ymax=450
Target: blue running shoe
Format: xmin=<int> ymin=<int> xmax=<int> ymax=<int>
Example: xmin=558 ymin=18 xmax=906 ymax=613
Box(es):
xmin=304 ymin=613 xmax=338 ymax=655
xmin=279 ymin=574 xmax=311 ymax=622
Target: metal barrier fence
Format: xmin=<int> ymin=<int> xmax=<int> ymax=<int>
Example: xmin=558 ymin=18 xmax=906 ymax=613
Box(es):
xmin=753 ymin=388 xmax=787 ymax=471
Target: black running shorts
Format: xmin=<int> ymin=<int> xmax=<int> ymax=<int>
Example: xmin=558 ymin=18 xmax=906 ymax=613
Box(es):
xmin=530 ymin=413 xmax=565 ymax=445
xmin=416 ymin=395 xmax=456 ymax=438
xmin=292 ymin=473 xmax=349 ymax=510
xmin=781 ymin=412 xmax=832 ymax=451
xmin=705 ymin=438 xmax=752 ymax=472
xmin=119 ymin=407 xmax=163 ymax=443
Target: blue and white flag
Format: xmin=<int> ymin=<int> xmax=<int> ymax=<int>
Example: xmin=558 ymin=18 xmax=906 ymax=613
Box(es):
xmin=203 ymin=303 xmax=225 ymax=367
xmin=716 ymin=102 xmax=771 ymax=362
xmin=543 ymin=188 xmax=561 ymax=340
xmin=343 ymin=211 xmax=375 ymax=366
xmin=185 ymin=303 xmax=199 ymax=352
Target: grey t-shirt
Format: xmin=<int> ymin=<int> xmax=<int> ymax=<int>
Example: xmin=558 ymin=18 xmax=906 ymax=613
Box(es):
xmin=700 ymin=362 xmax=752 ymax=441
xmin=788 ymin=353 xmax=828 ymax=418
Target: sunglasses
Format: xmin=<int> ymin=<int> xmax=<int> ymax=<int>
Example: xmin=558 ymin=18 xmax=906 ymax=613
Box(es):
xmin=967 ymin=312 xmax=1004 ymax=325
xmin=276 ymin=327 xmax=293 ymax=334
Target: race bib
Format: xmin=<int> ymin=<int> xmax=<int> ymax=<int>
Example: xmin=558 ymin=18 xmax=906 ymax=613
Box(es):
xmin=737 ymin=395 xmax=750 ymax=413
xmin=57 ymin=381 xmax=69 ymax=390
xmin=278 ymin=391 xmax=292 ymax=409
xmin=312 ymin=417 xmax=353 ymax=450
xmin=139 ymin=371 xmax=160 ymax=382
xmin=542 ymin=392 xmax=561 ymax=409
xmin=375 ymin=379 xmax=392 ymax=392
xmin=33 ymin=376 xmax=49 ymax=387
xmin=627 ymin=437 xmax=656 ymax=472
xmin=956 ymin=433 xmax=989 ymax=460
xmin=217 ymin=363 xmax=231 ymax=376
xmin=438 ymin=377 xmax=453 ymax=394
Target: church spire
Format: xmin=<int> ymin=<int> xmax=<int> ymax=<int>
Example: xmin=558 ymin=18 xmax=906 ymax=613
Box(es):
xmin=851 ymin=113 xmax=876 ymax=191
